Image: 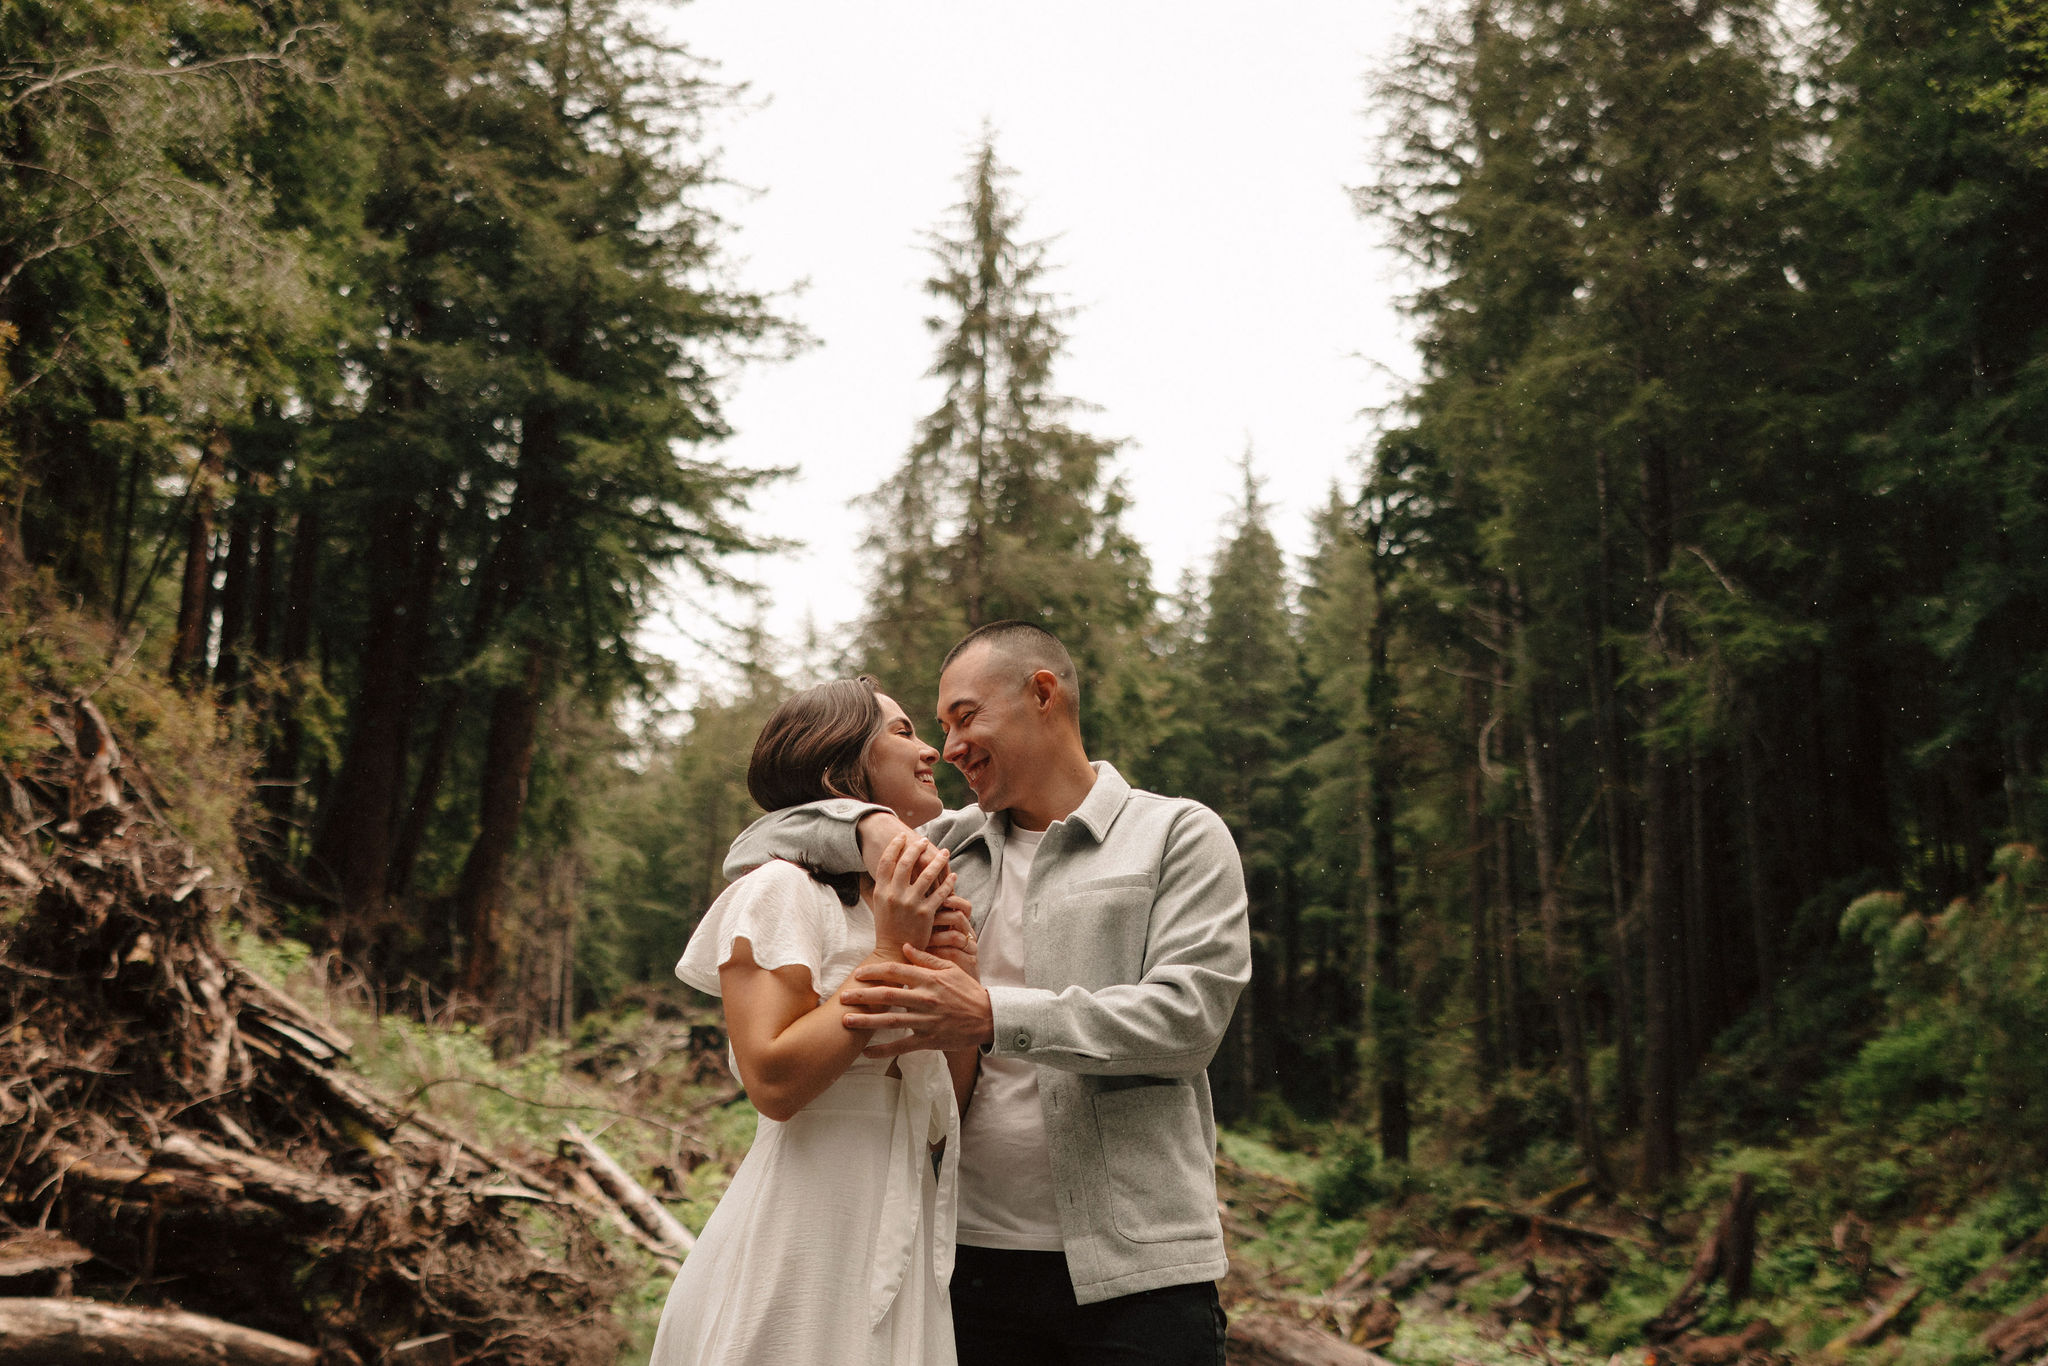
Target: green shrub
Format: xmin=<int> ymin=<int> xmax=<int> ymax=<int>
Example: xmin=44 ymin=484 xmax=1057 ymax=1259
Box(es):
xmin=1836 ymin=846 xmax=2048 ymax=1172
xmin=1311 ymin=1131 xmax=1390 ymax=1220
xmin=1835 ymin=1015 xmax=1966 ymax=1127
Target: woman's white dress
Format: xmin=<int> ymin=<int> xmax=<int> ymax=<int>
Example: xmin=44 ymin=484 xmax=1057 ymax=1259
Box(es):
xmin=648 ymin=859 xmax=960 ymax=1366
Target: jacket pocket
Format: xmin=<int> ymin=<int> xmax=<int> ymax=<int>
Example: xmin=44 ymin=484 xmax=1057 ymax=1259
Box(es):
xmin=1093 ymin=1084 xmax=1218 ymax=1244
xmin=1045 ymin=883 xmax=1152 ymax=988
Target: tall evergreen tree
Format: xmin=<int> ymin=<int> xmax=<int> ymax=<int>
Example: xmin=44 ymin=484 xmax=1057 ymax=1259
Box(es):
xmin=1170 ymin=459 xmax=1301 ymax=1121
xmin=858 ymin=136 xmax=1151 ymax=770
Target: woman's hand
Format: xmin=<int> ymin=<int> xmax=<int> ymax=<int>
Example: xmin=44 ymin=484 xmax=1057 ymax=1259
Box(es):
xmin=866 ymin=832 xmax=953 ymax=959
xmin=926 ymin=898 xmax=978 ymax=979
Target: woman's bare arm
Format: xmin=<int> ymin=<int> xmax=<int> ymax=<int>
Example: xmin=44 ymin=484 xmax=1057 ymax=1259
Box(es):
xmin=720 ymin=834 xmax=956 ymax=1123
xmin=719 ymin=938 xmax=894 ymax=1122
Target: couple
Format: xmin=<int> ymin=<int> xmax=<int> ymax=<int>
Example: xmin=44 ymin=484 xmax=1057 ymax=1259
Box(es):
xmin=648 ymin=621 xmax=1252 ymax=1366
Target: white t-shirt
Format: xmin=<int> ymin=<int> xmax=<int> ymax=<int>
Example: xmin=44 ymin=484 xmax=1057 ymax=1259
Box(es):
xmin=955 ymin=823 xmax=1064 ymax=1250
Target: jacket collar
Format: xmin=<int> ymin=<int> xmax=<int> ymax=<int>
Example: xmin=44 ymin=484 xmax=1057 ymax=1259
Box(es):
xmin=959 ymin=760 xmax=1130 ymax=851
xmin=1065 ymin=760 xmax=1130 ymax=842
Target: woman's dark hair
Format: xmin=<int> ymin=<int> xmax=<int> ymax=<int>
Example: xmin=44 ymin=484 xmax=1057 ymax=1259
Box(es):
xmin=746 ymin=677 xmax=886 ymax=905
xmin=747 ymin=675 xmax=885 ymax=812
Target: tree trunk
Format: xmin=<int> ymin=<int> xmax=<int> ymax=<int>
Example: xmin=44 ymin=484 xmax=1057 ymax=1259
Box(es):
xmin=169 ymin=434 xmax=226 ymax=685
xmin=249 ymin=492 xmax=277 ymax=664
xmin=112 ymin=442 xmax=144 ymax=627
xmin=308 ymin=492 xmax=446 ymax=923
xmin=1363 ymin=522 xmax=1407 ymax=1162
xmin=259 ymin=504 xmax=319 ymax=839
xmin=454 ymin=646 xmax=549 ymax=1000
xmin=1590 ymin=445 xmax=1639 ymax=1131
xmin=1464 ymin=674 xmax=1499 ymax=1088
xmin=212 ymin=465 xmax=255 ymax=695
xmin=391 ymin=402 xmax=562 ymax=901
xmin=1488 ymin=640 xmax=1526 ymax=1070
xmin=387 ymin=686 xmax=466 ymax=899
xmin=1682 ymin=744 xmax=1711 ymax=1063
xmin=1639 ymin=723 xmax=1683 ymax=1185
xmin=1521 ymin=674 xmax=1608 ymax=1187
xmin=1638 ymin=418 xmax=1682 ymax=1186
xmin=1738 ymin=724 xmax=1777 ymax=1035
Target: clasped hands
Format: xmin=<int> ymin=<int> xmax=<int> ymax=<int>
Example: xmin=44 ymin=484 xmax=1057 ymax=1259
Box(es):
xmin=848 ymin=831 xmax=994 ymax=1057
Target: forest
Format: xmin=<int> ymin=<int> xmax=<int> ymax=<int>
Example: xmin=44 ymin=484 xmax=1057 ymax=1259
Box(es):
xmin=2 ymin=0 xmax=2046 ymax=1363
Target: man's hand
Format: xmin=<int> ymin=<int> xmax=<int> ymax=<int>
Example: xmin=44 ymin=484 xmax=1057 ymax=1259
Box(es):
xmin=840 ymin=944 xmax=995 ymax=1056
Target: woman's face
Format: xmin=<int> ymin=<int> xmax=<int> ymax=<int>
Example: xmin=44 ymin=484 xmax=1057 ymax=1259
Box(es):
xmin=863 ymin=692 xmax=943 ymax=826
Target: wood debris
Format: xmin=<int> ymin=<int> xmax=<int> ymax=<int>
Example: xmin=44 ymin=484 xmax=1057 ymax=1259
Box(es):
xmin=0 ymin=698 xmax=634 ymax=1364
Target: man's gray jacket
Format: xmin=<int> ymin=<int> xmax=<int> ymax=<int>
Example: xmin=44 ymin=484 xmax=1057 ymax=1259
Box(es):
xmin=722 ymin=761 xmax=1251 ymax=1305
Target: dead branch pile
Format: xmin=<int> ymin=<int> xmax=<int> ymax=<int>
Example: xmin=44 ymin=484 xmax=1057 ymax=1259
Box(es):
xmin=0 ymin=700 xmax=628 ymax=1365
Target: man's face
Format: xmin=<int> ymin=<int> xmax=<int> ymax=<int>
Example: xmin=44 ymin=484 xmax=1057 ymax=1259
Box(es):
xmin=935 ymin=643 xmax=1040 ymax=814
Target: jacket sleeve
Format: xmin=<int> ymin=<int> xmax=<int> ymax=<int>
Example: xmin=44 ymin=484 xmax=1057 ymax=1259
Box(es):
xmin=721 ymin=801 xmax=984 ymax=881
xmin=984 ymin=804 xmax=1250 ymax=1078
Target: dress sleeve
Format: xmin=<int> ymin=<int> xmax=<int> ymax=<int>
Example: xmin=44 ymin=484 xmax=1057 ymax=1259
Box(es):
xmin=675 ymin=860 xmax=835 ymax=1000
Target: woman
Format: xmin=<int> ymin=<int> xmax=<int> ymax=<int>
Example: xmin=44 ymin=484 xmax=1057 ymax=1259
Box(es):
xmin=649 ymin=676 xmax=978 ymax=1366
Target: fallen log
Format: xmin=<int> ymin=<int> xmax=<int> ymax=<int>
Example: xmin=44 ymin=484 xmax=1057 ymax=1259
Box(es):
xmin=0 ymin=1296 xmax=317 ymax=1366
xmin=563 ymin=1121 xmax=696 ymax=1254
xmin=1534 ymin=1175 xmax=1598 ymax=1216
xmin=1376 ymin=1248 xmax=1440 ymax=1294
xmin=59 ymin=1154 xmax=250 ymax=1207
xmin=1216 ymin=1151 xmax=1311 ymax=1203
xmin=557 ymin=1164 xmax=684 ymax=1270
xmin=1452 ymin=1197 xmax=1646 ymax=1249
xmin=1327 ymin=1241 xmax=1377 ymax=1298
xmin=1961 ymin=1225 xmax=2048 ymax=1299
xmin=1984 ymin=1288 xmax=2048 ymax=1365
xmin=157 ymin=1132 xmax=365 ymax=1223
xmin=1227 ymin=1312 xmax=1395 ymax=1366
xmin=1676 ymin=1319 xmax=1778 ymax=1365
xmin=1825 ymin=1283 xmax=1921 ymax=1357
xmin=230 ymin=963 xmax=353 ymax=1060
xmin=0 ymin=1228 xmax=93 ymax=1278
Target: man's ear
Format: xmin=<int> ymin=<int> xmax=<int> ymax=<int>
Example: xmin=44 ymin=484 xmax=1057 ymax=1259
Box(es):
xmin=1027 ymin=669 xmax=1060 ymax=714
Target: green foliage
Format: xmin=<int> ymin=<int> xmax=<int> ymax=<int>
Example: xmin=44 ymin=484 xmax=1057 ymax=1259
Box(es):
xmin=581 ymin=672 xmax=789 ymax=996
xmin=0 ymin=571 xmax=256 ymax=866
xmin=1311 ymin=1131 xmax=1393 ymax=1221
xmin=1974 ymin=0 xmax=2048 ymax=164
xmin=1835 ymin=845 xmax=2048 ymax=1169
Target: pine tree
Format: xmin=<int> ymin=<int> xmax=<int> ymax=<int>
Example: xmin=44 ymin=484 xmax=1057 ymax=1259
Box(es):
xmin=857 ymin=135 xmax=1151 ymax=767
xmin=1176 ymin=458 xmax=1301 ymax=1121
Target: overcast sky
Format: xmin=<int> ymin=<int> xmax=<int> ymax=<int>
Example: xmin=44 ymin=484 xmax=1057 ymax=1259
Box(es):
xmin=644 ymin=1 xmax=1422 ymax=701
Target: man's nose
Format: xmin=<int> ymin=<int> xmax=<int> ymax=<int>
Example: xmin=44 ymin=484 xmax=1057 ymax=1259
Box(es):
xmin=942 ymin=731 xmax=967 ymax=764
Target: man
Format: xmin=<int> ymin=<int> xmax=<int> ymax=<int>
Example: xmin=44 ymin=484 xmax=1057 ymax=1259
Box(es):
xmin=723 ymin=620 xmax=1251 ymax=1366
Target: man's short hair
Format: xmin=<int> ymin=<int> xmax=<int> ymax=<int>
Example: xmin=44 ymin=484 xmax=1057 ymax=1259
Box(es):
xmin=942 ymin=620 xmax=1081 ymax=720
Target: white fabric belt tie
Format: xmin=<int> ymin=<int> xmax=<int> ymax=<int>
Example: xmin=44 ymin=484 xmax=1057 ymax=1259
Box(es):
xmin=866 ymin=1051 xmax=959 ymax=1327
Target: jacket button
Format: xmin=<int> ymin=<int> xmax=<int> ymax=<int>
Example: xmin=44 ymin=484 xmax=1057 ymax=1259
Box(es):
xmin=1015 ymin=1031 xmax=1031 ymax=1049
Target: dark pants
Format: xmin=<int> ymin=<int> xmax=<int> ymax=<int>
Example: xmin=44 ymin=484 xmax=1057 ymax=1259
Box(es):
xmin=951 ymin=1245 xmax=1226 ymax=1366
